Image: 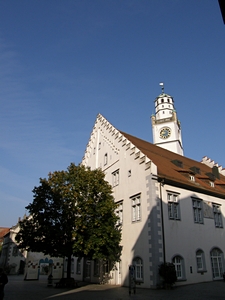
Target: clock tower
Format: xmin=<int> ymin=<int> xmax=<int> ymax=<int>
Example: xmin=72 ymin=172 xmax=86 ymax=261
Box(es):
xmin=151 ymin=83 xmax=184 ymax=156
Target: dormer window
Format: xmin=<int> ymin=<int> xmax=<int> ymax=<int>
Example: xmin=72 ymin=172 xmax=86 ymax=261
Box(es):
xmin=190 ymin=175 xmax=195 ymax=182
xmin=210 ymin=181 xmax=214 ymax=187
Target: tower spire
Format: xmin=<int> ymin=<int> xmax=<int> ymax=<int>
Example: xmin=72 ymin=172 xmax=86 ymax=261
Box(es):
xmin=159 ymin=82 xmax=164 ymax=94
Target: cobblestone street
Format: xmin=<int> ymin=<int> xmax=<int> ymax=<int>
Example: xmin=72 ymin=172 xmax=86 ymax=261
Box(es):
xmin=3 ymin=275 xmax=225 ymax=300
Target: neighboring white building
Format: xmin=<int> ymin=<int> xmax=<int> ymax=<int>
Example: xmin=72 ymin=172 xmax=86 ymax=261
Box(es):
xmin=0 ymin=220 xmax=63 ymax=280
xmin=0 ymin=222 xmax=27 ymax=275
xmin=81 ymin=88 xmax=225 ymax=288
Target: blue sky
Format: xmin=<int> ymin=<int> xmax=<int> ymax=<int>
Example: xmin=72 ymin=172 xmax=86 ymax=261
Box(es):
xmin=0 ymin=1 xmax=224 ymax=227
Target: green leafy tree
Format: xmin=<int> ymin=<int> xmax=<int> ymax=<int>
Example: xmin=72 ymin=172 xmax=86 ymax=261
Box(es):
xmin=16 ymin=163 xmax=122 ymax=278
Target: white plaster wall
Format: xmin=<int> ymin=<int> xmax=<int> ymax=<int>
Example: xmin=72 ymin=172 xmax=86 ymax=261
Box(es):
xmin=83 ymin=117 xmax=159 ymax=288
xmin=162 ymin=184 xmax=225 ymax=285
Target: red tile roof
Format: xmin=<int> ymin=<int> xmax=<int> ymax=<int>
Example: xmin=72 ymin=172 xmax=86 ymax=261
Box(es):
xmin=121 ymin=131 xmax=225 ymax=199
xmin=0 ymin=227 xmax=10 ymax=241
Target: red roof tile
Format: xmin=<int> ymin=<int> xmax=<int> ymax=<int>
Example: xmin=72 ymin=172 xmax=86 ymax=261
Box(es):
xmin=120 ymin=131 xmax=225 ymax=199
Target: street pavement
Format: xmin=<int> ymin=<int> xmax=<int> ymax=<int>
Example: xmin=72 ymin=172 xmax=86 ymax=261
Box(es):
xmin=4 ymin=275 xmax=225 ymax=300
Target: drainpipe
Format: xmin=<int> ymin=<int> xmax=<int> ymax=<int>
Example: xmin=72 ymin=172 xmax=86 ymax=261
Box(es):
xmin=159 ymin=179 xmax=166 ymax=263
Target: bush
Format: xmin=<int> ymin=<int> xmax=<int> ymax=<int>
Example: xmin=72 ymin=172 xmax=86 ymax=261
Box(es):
xmin=159 ymin=262 xmax=177 ymax=286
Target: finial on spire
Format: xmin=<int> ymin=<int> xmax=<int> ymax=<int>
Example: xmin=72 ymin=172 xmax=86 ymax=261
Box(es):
xmin=159 ymin=82 xmax=164 ymax=94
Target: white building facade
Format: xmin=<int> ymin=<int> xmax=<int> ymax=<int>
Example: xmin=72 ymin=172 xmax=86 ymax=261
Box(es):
xmin=81 ymin=89 xmax=225 ymax=288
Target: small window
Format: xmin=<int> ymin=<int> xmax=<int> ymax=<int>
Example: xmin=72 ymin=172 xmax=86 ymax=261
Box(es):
xmin=210 ymin=181 xmax=214 ymax=187
xmin=196 ymin=249 xmax=206 ymax=272
xmin=190 ymin=175 xmax=195 ymax=182
xmin=104 ymin=153 xmax=108 ymax=166
xmin=167 ymin=192 xmax=180 ymax=220
xmin=131 ymin=194 xmax=141 ymax=222
xmin=115 ymin=201 xmax=123 ymax=225
xmin=132 ymin=257 xmax=143 ymax=282
xmin=213 ymin=204 xmax=223 ymax=228
xmin=128 ymin=170 xmax=131 ymax=177
xmin=192 ymin=198 xmax=203 ymax=224
xmin=161 ymin=99 xmax=164 ymax=103
xmin=98 ymin=142 xmax=101 ymax=150
xmin=112 ymin=170 xmax=119 ymax=187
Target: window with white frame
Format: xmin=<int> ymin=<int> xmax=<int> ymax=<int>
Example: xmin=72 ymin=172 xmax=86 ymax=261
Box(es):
xmin=211 ymin=248 xmax=224 ymax=279
xmin=115 ymin=201 xmax=123 ymax=225
xmin=172 ymin=255 xmax=185 ymax=280
xmin=192 ymin=198 xmax=203 ymax=224
xmin=213 ymin=204 xmax=223 ymax=228
xmin=112 ymin=169 xmax=119 ymax=187
xmin=190 ymin=175 xmax=195 ymax=181
xmin=210 ymin=181 xmax=214 ymax=187
xmin=196 ymin=249 xmax=206 ymax=272
xmin=131 ymin=194 xmax=141 ymax=222
xmin=167 ymin=192 xmax=180 ymax=220
xmin=132 ymin=257 xmax=143 ymax=282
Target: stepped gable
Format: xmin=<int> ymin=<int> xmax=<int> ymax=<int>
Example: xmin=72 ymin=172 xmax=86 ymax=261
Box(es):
xmin=120 ymin=131 xmax=225 ymax=198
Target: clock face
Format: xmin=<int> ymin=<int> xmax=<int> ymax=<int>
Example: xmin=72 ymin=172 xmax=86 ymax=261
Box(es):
xmin=160 ymin=127 xmax=171 ymax=139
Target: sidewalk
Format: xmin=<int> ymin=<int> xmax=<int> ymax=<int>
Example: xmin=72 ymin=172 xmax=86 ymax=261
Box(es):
xmin=4 ymin=275 xmax=225 ymax=300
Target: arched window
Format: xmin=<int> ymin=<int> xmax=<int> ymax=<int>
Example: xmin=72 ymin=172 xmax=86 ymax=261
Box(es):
xmin=196 ymin=249 xmax=206 ymax=272
xmin=132 ymin=257 xmax=143 ymax=282
xmin=172 ymin=255 xmax=185 ymax=280
xmin=210 ymin=248 xmax=224 ymax=279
